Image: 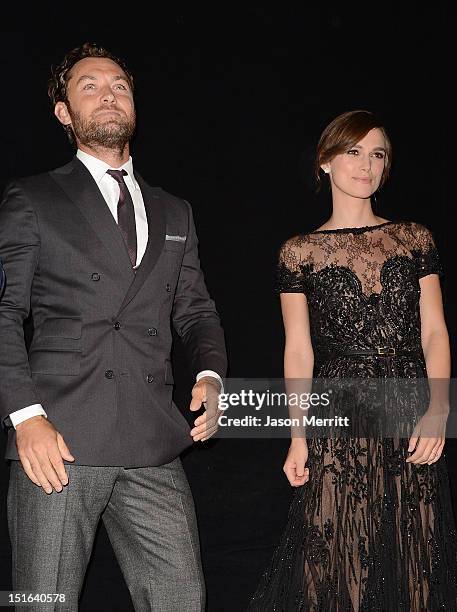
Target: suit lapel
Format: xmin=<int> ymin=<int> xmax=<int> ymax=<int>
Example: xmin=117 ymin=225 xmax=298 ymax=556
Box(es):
xmin=51 ymin=158 xmax=135 ymax=286
xmin=51 ymin=158 xmax=166 ymax=314
xmin=117 ymin=175 xmax=166 ymax=314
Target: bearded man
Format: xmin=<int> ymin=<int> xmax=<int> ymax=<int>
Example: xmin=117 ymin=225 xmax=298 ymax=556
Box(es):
xmin=0 ymin=42 xmax=226 ymax=612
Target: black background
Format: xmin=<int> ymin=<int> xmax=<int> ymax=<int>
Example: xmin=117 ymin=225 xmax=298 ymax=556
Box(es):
xmin=0 ymin=6 xmax=454 ymax=611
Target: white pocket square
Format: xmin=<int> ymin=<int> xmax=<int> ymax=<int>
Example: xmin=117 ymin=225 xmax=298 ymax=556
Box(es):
xmin=165 ymin=234 xmax=186 ymax=242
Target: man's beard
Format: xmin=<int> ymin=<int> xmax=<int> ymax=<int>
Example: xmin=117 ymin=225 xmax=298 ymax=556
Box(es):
xmin=68 ymin=106 xmax=136 ymax=150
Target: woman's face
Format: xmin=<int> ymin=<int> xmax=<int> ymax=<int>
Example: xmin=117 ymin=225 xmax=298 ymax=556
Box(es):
xmin=323 ymin=128 xmax=387 ymax=199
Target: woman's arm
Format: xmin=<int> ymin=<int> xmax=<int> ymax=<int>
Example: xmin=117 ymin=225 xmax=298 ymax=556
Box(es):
xmin=281 ymin=293 xmax=314 ymax=379
xmin=419 ymin=275 xmax=451 ymax=379
xmin=280 ymin=293 xmax=314 ymax=485
xmin=407 ymin=274 xmax=450 ymax=465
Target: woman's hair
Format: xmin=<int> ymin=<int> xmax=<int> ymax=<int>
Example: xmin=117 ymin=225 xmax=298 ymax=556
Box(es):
xmin=315 ymin=110 xmax=392 ymax=190
xmin=47 ymin=42 xmax=134 ymax=145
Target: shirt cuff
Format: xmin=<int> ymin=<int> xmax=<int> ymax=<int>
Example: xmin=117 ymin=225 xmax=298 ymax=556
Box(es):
xmin=9 ymin=404 xmax=48 ymax=429
xmin=196 ymin=370 xmax=224 ymax=394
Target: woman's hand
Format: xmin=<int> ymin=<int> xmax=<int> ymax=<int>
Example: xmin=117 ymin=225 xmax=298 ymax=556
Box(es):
xmin=283 ymin=438 xmax=309 ymax=486
xmin=406 ymin=409 xmax=447 ymax=465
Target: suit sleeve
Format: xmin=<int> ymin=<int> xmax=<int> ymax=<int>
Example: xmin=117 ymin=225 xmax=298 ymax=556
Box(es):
xmin=0 ymin=257 xmax=5 ymax=292
xmin=172 ymin=200 xmax=227 ymax=379
xmin=0 ymin=182 xmax=42 ymax=427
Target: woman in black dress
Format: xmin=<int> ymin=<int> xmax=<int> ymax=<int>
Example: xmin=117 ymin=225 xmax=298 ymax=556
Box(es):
xmin=248 ymin=110 xmax=456 ymax=610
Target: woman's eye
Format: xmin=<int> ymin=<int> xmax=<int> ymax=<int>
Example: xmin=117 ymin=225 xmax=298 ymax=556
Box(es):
xmin=114 ymin=84 xmax=127 ymax=90
xmin=373 ymin=152 xmax=385 ymax=159
xmin=83 ymin=83 xmax=95 ymax=90
xmin=347 ymin=149 xmax=358 ymax=155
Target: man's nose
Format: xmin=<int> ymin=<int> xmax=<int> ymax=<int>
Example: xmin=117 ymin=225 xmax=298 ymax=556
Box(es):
xmin=100 ymin=87 xmax=115 ymax=103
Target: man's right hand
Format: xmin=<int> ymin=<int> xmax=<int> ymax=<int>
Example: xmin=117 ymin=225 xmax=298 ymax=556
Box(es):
xmin=15 ymin=415 xmax=75 ymax=494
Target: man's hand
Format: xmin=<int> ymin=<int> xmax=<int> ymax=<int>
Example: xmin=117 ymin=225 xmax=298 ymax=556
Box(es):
xmin=189 ymin=377 xmax=222 ymax=442
xmin=15 ymin=415 xmax=75 ymax=493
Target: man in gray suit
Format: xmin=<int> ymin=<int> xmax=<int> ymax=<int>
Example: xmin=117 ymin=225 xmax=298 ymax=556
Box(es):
xmin=0 ymin=43 xmax=227 ymax=611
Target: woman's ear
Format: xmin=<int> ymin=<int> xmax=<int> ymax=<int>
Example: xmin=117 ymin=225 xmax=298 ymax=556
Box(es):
xmin=321 ymin=165 xmax=330 ymax=174
xmin=54 ymin=101 xmax=72 ymax=126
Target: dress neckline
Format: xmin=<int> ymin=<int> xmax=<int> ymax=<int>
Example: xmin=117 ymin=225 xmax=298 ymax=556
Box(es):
xmin=310 ymin=221 xmax=395 ymax=235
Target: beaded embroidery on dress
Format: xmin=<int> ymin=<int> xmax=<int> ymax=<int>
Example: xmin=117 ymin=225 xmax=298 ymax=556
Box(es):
xmin=248 ymin=221 xmax=457 ymax=611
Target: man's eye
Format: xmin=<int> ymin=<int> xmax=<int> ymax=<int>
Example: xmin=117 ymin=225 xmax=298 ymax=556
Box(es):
xmin=83 ymin=83 xmax=95 ymax=90
xmin=114 ymin=84 xmax=127 ymax=90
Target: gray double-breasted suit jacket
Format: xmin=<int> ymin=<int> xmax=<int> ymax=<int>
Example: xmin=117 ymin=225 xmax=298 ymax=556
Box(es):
xmin=0 ymin=157 xmax=227 ymax=467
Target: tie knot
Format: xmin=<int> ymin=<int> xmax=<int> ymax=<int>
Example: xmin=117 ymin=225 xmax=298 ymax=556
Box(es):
xmin=107 ymin=169 xmax=128 ymax=184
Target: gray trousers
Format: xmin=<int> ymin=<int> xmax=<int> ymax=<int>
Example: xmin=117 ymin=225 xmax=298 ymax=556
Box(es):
xmin=7 ymin=458 xmax=205 ymax=612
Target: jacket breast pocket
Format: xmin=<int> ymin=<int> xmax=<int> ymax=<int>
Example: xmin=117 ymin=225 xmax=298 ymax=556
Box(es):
xmin=164 ymin=240 xmax=185 ymax=254
xmin=29 ymin=348 xmax=81 ymax=376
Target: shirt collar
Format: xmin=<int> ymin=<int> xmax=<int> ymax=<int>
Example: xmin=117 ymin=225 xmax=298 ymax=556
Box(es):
xmin=76 ymin=149 xmax=138 ymax=190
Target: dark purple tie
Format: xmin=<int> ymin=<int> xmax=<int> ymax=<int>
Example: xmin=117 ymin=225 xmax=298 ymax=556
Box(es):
xmin=106 ymin=169 xmax=137 ymax=268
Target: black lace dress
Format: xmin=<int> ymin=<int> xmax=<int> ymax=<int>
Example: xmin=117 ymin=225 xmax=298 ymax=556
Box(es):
xmin=248 ymin=221 xmax=457 ymax=611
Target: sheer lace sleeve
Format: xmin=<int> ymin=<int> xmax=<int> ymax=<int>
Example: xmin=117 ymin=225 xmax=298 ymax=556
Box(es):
xmin=275 ymin=237 xmax=306 ymax=293
xmin=410 ymin=223 xmax=444 ymax=279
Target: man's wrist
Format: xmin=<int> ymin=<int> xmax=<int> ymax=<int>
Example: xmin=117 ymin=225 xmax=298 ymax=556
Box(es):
xmin=9 ymin=404 xmax=48 ymax=429
xmin=198 ymin=375 xmax=222 ymax=390
xmin=196 ymin=370 xmax=224 ymax=394
xmin=15 ymin=414 xmax=47 ymax=430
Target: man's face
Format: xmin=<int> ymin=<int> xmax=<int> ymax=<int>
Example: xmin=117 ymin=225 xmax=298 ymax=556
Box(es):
xmin=55 ymin=57 xmax=136 ymax=150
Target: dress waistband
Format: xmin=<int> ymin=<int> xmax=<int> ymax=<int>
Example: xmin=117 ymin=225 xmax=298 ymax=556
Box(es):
xmin=317 ymin=346 xmax=423 ymax=359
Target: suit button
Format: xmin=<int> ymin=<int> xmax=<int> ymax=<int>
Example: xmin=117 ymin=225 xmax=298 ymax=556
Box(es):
xmin=146 ymin=374 xmax=154 ymax=383
xmin=166 ymin=283 xmax=171 ymax=292
xmin=147 ymin=327 xmax=157 ymax=336
xmin=113 ymin=321 xmax=121 ymax=330
xmin=91 ymin=273 xmax=100 ymax=281
xmin=105 ymin=369 xmax=114 ymax=379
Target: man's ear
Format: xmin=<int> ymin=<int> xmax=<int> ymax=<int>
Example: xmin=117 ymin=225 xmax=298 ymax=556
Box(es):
xmin=54 ymin=102 xmax=72 ymax=126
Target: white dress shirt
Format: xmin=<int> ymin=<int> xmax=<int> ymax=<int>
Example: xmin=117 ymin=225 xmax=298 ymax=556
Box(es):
xmin=9 ymin=150 xmax=222 ymax=428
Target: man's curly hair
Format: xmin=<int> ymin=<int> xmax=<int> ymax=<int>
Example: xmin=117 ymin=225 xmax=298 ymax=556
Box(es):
xmin=48 ymin=42 xmax=134 ymax=144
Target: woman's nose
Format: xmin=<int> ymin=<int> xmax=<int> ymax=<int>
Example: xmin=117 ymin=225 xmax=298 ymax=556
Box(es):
xmin=359 ymin=155 xmax=371 ymax=171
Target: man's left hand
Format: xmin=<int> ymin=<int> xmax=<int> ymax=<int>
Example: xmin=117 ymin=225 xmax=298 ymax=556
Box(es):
xmin=189 ymin=377 xmax=222 ymax=442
